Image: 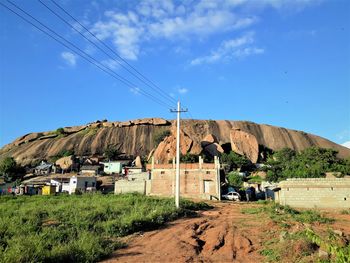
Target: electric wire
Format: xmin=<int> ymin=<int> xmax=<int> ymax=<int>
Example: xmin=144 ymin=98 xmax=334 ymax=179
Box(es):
xmin=49 ymin=0 xmax=177 ymax=105
xmin=2 ymin=1 xmax=173 ymax=109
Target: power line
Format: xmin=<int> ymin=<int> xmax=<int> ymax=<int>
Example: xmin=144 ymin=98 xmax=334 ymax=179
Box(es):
xmin=2 ymin=1 xmax=173 ymax=109
xmin=48 ymin=0 xmax=177 ymax=105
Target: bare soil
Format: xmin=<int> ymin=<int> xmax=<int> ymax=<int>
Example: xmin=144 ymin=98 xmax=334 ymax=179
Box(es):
xmin=102 ymin=202 xmax=350 ymax=263
xmin=103 ymin=202 xmax=267 ymax=263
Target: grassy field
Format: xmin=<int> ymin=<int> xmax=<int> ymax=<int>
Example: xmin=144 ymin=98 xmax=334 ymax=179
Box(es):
xmin=0 ymin=193 xmax=210 ymax=263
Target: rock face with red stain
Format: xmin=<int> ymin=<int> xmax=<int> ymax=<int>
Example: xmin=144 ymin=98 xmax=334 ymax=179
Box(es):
xmin=230 ymin=128 xmax=259 ymax=163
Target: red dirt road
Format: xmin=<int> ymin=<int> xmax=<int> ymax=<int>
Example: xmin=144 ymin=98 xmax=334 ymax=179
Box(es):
xmin=103 ymin=202 xmax=265 ymax=263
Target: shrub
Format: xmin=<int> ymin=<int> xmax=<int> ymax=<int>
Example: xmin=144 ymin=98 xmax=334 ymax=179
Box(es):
xmin=55 ymin=128 xmax=65 ymax=135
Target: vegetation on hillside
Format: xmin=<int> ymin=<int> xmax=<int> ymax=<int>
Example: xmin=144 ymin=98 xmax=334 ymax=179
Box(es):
xmin=0 ymin=193 xmax=210 ymax=263
xmin=104 ymin=145 xmax=122 ymax=161
xmin=264 ymin=147 xmax=350 ymax=182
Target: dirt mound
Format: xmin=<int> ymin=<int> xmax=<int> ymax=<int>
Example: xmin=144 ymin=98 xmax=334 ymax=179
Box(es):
xmin=1 ymin=119 xmax=349 ymax=165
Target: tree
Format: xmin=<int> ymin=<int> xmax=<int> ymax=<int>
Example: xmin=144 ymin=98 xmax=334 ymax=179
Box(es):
xmin=0 ymin=157 xmax=24 ymax=182
xmin=266 ymin=147 xmax=349 ymax=182
xmin=220 ymin=151 xmax=251 ymax=171
xmin=227 ymin=171 xmax=243 ymax=188
xmin=104 ymin=146 xmax=122 ymax=161
xmin=180 ymin=153 xmax=199 ymax=163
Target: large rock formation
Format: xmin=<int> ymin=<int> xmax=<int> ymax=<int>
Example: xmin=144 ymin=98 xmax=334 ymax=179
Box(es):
xmin=201 ymin=134 xmax=224 ymax=157
xmin=1 ymin=118 xmax=349 ymax=166
xmin=230 ymin=128 xmax=259 ymax=163
xmin=153 ymin=128 xmax=193 ymax=163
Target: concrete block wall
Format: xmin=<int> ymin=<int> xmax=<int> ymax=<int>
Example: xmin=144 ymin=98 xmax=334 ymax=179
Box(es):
xmin=115 ymin=180 xmax=146 ymax=194
xmin=278 ymin=178 xmax=350 ymax=209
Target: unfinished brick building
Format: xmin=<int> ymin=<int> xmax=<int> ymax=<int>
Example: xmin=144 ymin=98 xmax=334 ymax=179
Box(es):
xmin=146 ymin=156 xmax=222 ymax=200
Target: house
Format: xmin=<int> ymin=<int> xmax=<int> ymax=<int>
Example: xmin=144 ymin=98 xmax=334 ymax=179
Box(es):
xmin=80 ymin=165 xmax=101 ymax=175
xmin=124 ymin=166 xmax=143 ymax=176
xmin=50 ymin=177 xmax=71 ymax=193
xmin=101 ymin=160 xmax=130 ymax=174
xmin=34 ymin=161 xmax=53 ymax=175
xmin=275 ymin=178 xmax=350 ymax=209
xmin=67 ymin=176 xmax=97 ymax=194
xmin=115 ymin=156 xmax=222 ymax=200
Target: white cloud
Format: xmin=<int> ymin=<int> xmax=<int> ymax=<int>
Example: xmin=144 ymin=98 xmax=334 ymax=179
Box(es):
xmin=61 ymin=51 xmax=77 ymax=66
xmin=130 ymin=87 xmax=141 ymax=95
xmin=178 ymin=88 xmax=188 ymax=94
xmin=190 ymin=31 xmax=264 ymax=65
xmin=342 ymin=141 xmax=350 ymax=149
xmin=90 ymin=0 xmax=320 ymax=61
xmin=101 ymin=59 xmax=120 ymax=70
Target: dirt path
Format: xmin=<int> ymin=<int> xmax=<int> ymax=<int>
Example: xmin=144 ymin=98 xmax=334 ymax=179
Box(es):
xmin=103 ymin=202 xmax=266 ymax=263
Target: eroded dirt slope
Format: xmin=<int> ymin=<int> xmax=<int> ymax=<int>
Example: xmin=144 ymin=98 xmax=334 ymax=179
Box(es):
xmin=103 ymin=203 xmax=265 ymax=263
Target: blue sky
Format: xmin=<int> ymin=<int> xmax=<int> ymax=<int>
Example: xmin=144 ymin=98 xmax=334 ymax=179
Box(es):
xmin=0 ymin=0 xmax=349 ymax=148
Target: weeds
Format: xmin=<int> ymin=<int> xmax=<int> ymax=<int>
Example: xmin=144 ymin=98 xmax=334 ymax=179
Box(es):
xmin=241 ymin=202 xmax=333 ymax=225
xmin=305 ymin=228 xmax=350 ymax=263
xmin=0 ymin=193 xmax=208 ymax=263
xmin=340 ymin=209 xmax=350 ymax=215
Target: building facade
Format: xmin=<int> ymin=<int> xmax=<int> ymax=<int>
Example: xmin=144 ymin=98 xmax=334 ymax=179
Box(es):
xmin=146 ymin=156 xmax=222 ymax=200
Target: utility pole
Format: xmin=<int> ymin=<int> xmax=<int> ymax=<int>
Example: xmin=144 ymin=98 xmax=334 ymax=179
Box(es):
xmin=170 ymin=101 xmax=188 ymax=208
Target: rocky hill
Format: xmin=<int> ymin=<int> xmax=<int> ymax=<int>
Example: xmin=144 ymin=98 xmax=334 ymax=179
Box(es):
xmin=1 ymin=118 xmax=349 ymax=166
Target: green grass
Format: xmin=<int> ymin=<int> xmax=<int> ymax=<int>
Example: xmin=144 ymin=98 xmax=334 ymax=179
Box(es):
xmin=242 ymin=203 xmax=340 ymax=262
xmin=0 ymin=193 xmax=209 ymax=263
xmin=241 ymin=202 xmax=334 ymax=224
xmin=340 ymin=209 xmax=350 ymax=215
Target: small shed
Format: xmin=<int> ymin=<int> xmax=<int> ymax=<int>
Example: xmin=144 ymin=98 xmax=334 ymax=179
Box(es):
xmin=34 ymin=161 xmax=53 ymax=175
xmin=102 ymin=160 xmax=130 ymax=174
xmin=42 ymin=185 xmax=56 ymax=195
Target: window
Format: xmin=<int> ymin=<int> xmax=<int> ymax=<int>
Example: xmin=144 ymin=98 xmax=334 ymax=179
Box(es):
xmin=185 ymin=171 xmax=189 ymax=175
xmin=160 ymin=171 xmax=165 ymax=175
xmin=92 ymin=182 xmax=95 ymax=187
xmin=72 ymin=180 xmax=76 ymax=184
xmin=206 ymin=171 xmax=210 ymax=174
xmin=331 ymin=187 xmax=334 ymax=191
